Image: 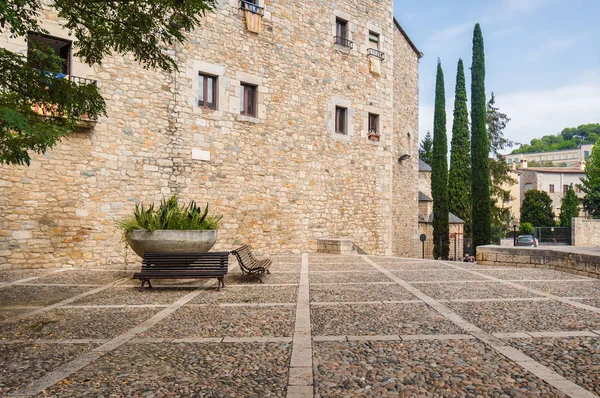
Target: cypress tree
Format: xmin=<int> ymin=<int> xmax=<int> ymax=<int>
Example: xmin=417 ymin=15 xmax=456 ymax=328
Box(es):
xmin=470 ymin=23 xmax=491 ymax=252
xmin=432 ymin=60 xmax=450 ymax=259
xmin=559 ymin=184 xmax=579 ymax=227
xmin=448 ymin=59 xmax=471 ymax=235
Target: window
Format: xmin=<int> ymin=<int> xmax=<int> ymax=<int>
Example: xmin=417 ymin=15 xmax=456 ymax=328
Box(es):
xmin=549 ymin=185 xmax=555 ymax=193
xmin=198 ymin=73 xmax=217 ymax=110
xmin=240 ymin=0 xmax=262 ymax=14
xmin=585 ymin=151 xmax=590 ymax=158
xmin=335 ymin=106 xmax=347 ymax=135
xmin=563 ymin=185 xmax=568 ymax=194
xmin=27 ymin=33 xmax=71 ymax=75
xmin=240 ymin=83 xmax=257 ymax=117
xmin=368 ymin=31 xmax=379 ymax=50
xmin=336 ymin=18 xmax=347 ymax=40
xmin=368 ymin=113 xmax=379 ymax=134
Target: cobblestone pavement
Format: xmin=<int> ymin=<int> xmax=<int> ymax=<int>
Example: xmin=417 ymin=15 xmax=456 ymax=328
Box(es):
xmin=1 ymin=256 xmax=599 ymax=397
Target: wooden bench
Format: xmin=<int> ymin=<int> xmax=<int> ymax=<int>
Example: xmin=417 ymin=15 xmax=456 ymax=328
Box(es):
xmin=231 ymin=245 xmax=272 ymax=276
xmin=133 ymin=251 xmax=229 ymax=289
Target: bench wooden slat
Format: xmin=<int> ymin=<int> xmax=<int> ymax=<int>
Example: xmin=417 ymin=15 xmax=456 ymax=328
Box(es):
xmin=134 ymin=251 xmax=229 ymax=289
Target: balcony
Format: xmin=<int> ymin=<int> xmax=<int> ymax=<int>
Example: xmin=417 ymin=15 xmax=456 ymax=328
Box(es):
xmin=367 ymin=48 xmax=385 ymax=61
xmin=32 ymin=75 xmax=99 ymax=129
xmin=334 ymin=36 xmax=354 ymax=49
xmin=239 ymin=0 xmax=264 ymax=16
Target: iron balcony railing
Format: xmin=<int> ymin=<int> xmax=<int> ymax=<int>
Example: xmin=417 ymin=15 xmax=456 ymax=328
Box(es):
xmin=69 ymin=75 xmax=98 ymax=86
xmin=239 ymin=0 xmax=264 ymax=15
xmin=367 ymin=48 xmax=385 ymax=61
xmin=334 ymin=35 xmax=354 ymax=49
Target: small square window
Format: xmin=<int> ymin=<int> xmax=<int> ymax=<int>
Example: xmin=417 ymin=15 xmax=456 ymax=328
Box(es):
xmin=198 ymin=73 xmax=217 ymax=110
xmin=335 ymin=106 xmax=347 ymax=135
xmin=240 ymin=83 xmax=257 ymax=117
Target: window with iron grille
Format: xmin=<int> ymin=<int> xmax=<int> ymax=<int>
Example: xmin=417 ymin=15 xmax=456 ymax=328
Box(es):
xmin=240 ymin=83 xmax=257 ymax=117
xmin=368 ymin=113 xmax=379 ymax=134
xmin=198 ymin=73 xmax=217 ymax=110
xmin=335 ymin=106 xmax=347 ymax=135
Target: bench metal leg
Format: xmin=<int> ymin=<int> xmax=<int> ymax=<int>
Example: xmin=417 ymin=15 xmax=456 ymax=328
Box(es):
xmin=217 ymin=277 xmax=225 ymax=291
xmin=140 ymin=278 xmax=152 ymax=289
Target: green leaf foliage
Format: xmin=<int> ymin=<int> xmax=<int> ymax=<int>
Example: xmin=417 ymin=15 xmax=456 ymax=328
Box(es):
xmin=579 ymin=140 xmax=600 ymax=218
xmin=448 ymin=58 xmax=471 ymax=235
xmin=0 ymin=0 xmax=216 ymax=166
xmin=520 ymin=190 xmax=555 ymax=227
xmin=520 ymin=222 xmax=534 ymax=235
xmin=559 ymin=184 xmax=579 ymax=227
xmin=470 ymin=23 xmax=491 ymax=251
xmin=512 ymin=123 xmax=600 ymax=154
xmin=118 ymin=196 xmax=221 ymax=232
xmin=432 ymin=60 xmax=449 ymax=259
xmin=419 ymin=130 xmax=433 ymax=165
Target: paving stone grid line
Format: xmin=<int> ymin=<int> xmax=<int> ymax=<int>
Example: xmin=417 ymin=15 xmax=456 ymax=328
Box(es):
xmin=362 ymin=256 xmax=599 ymax=398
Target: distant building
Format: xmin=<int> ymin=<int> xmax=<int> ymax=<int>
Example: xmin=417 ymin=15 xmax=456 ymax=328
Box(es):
xmin=506 ymin=144 xmax=594 ymax=168
xmin=499 ymin=168 xmax=522 ymax=222
xmin=520 ymin=164 xmax=586 ymax=219
xmin=418 ymin=160 xmax=464 ymax=259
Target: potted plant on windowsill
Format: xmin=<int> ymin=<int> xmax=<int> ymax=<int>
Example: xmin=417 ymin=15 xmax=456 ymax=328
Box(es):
xmin=368 ymin=130 xmax=380 ymax=142
xmin=117 ymin=196 xmax=222 ymax=259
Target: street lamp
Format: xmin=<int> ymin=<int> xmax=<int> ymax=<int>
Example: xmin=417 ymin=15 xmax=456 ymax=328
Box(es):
xmin=510 ymin=219 xmax=518 ymax=246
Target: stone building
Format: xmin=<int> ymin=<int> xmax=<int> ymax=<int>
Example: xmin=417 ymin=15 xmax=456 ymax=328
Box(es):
xmin=417 ymin=161 xmax=464 ymax=259
xmin=521 ymin=165 xmax=586 ymax=219
xmin=0 ymin=1 xmax=422 ymax=269
xmin=506 ymin=144 xmax=594 ymax=168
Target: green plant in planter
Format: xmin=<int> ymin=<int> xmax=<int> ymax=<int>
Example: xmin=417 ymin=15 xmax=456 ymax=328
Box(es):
xmin=118 ymin=196 xmax=221 ymax=232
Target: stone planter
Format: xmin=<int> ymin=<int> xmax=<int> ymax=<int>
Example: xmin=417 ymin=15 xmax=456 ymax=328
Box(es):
xmin=126 ymin=230 xmax=218 ymax=258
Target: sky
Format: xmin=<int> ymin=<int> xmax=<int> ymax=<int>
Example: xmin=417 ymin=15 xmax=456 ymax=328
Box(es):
xmin=393 ymin=0 xmax=600 ymax=152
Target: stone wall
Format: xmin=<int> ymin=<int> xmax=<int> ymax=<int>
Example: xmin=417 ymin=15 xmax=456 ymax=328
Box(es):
xmin=0 ymin=1 xmax=421 ymax=268
xmin=572 ymin=218 xmax=600 ymax=246
xmin=477 ymin=246 xmax=600 ymax=280
xmin=417 ymin=222 xmax=464 ymax=260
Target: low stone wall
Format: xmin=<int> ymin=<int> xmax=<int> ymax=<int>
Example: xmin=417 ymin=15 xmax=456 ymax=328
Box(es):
xmin=572 ymin=218 xmax=600 ymax=246
xmin=477 ymin=245 xmax=600 ymax=279
xmin=317 ymin=238 xmax=359 ymax=255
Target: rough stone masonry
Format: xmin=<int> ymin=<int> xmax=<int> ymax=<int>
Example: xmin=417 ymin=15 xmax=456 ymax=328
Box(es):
xmin=0 ymin=0 xmax=421 ymax=269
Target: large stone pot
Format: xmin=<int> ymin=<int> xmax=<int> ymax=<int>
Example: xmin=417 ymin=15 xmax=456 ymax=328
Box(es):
xmin=126 ymin=230 xmax=218 ymax=258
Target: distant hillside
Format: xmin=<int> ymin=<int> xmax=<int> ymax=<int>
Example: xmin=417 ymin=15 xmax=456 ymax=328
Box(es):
xmin=511 ymin=123 xmax=600 ymax=154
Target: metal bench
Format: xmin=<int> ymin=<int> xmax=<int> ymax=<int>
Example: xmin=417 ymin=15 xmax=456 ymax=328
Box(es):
xmin=231 ymin=245 xmax=272 ymax=276
xmin=133 ymin=251 xmax=229 ymax=289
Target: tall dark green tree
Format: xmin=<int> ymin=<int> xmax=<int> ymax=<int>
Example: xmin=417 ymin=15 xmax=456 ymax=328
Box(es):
xmin=470 ymin=23 xmax=491 ymax=251
xmin=431 ymin=60 xmax=449 ymax=259
xmin=579 ymin=140 xmax=600 ymax=217
xmin=1 ymin=0 xmax=216 ymax=166
xmin=559 ymin=184 xmax=579 ymax=227
xmin=448 ymin=58 xmax=471 ymax=235
xmin=521 ymin=190 xmax=555 ymax=227
xmin=419 ymin=131 xmax=433 ymax=165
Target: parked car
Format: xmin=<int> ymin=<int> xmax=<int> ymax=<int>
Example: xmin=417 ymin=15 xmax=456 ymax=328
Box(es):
xmin=516 ymin=235 xmax=537 ymax=247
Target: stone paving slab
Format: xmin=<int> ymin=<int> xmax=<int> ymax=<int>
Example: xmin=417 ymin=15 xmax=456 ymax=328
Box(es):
xmin=140 ymin=305 xmax=295 ymax=339
xmin=0 ymin=308 xmax=160 ymax=341
xmin=224 ymin=272 xmax=301 ymax=285
xmin=415 ymin=282 xmax=541 ymax=300
xmin=309 ymin=272 xmax=391 ymax=284
xmin=308 ymin=262 xmax=375 ymax=272
xmin=447 ymin=301 xmax=600 ymax=333
xmin=118 ymin=277 xmax=208 ymax=287
xmin=0 ymin=309 xmax=30 ymax=323
xmin=310 ymin=284 xmax=416 ymax=302
xmin=519 ymin=281 xmax=600 ymax=298
xmin=313 ymin=340 xmax=566 ymax=397
xmin=0 ymin=342 xmax=100 ymax=395
xmin=0 ymin=269 xmax=51 ymax=283
xmin=0 ymin=285 xmax=94 ymax=308
xmin=70 ymin=286 xmax=197 ymax=306
xmin=190 ymin=285 xmax=298 ymax=305
xmin=476 ymin=269 xmax=591 ymax=281
xmin=311 ymin=303 xmax=463 ymax=336
xmin=509 ymin=337 xmax=600 ymax=395
xmin=29 ymin=270 xmax=132 ymax=285
xmin=39 ymin=342 xmax=291 ymax=397
xmin=376 ymin=262 xmax=458 ymax=271
xmin=391 ymin=270 xmax=492 ymax=282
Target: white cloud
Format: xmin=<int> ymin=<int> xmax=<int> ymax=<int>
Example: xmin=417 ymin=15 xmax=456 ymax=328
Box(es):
xmin=499 ymin=77 xmax=600 ymax=147
xmin=499 ymin=0 xmax=553 ymax=13
xmin=526 ymin=38 xmax=577 ymax=61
